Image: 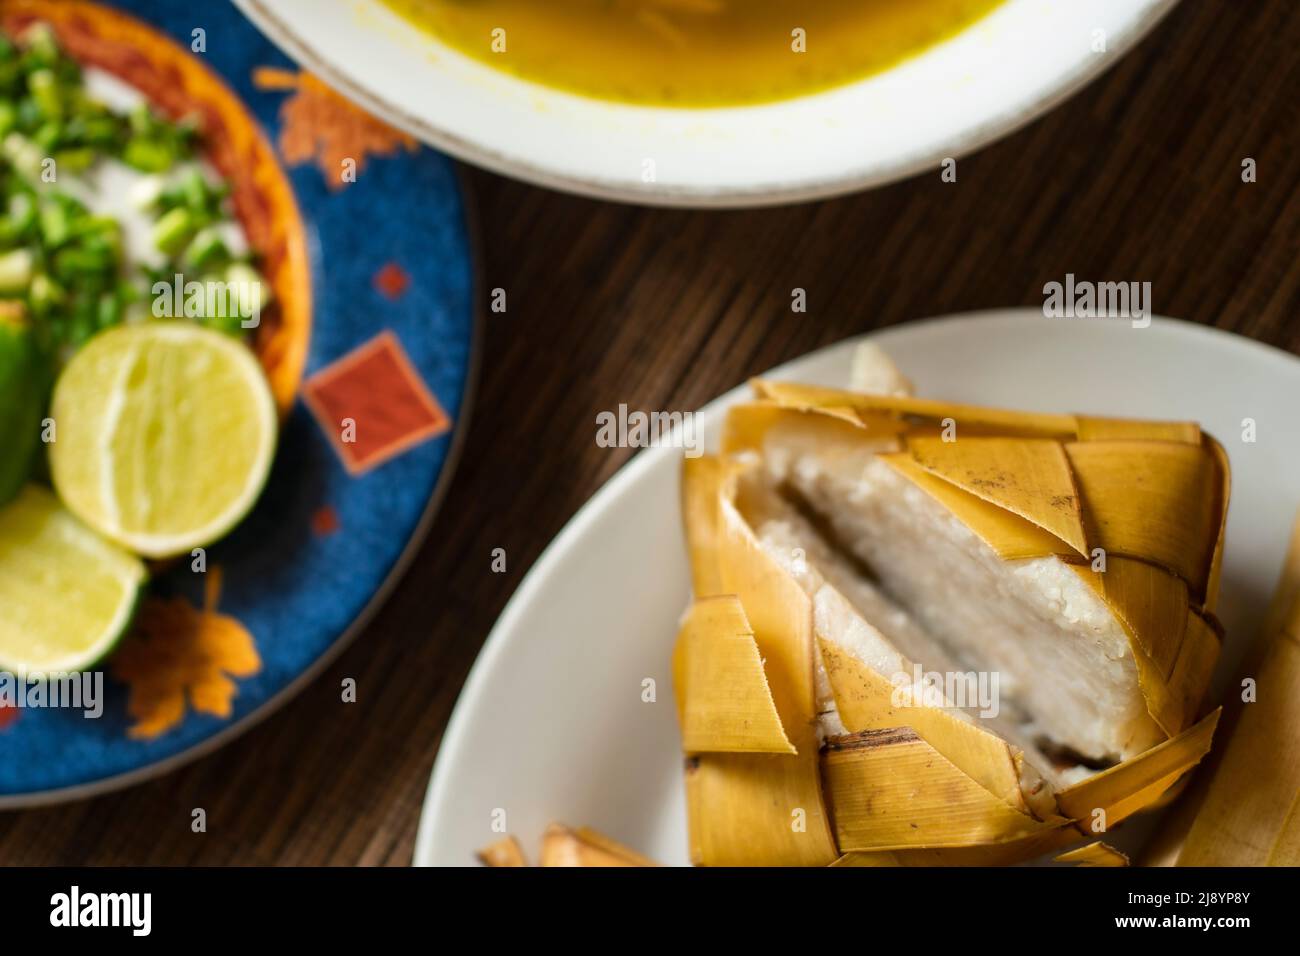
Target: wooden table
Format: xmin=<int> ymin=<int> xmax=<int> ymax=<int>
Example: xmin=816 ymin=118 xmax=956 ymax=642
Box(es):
xmin=2 ymin=0 xmax=1297 ymax=865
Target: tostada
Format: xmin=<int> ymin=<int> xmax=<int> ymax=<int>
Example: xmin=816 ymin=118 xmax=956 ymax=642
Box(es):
xmin=0 ymin=0 xmax=310 ymax=675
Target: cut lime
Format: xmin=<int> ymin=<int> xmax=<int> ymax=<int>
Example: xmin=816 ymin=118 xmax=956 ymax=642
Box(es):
xmin=0 ymin=484 xmax=147 ymax=676
xmin=49 ymin=322 xmax=277 ymax=558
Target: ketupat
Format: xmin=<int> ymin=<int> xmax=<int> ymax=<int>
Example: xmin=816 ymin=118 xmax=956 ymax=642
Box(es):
xmin=674 ymin=349 xmax=1228 ymax=866
xmin=1142 ymin=510 xmax=1300 ymax=866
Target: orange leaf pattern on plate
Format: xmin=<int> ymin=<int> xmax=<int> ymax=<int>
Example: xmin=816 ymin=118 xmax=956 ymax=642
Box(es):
xmin=112 ymin=568 xmax=261 ymax=740
xmin=252 ymin=67 xmax=417 ymax=189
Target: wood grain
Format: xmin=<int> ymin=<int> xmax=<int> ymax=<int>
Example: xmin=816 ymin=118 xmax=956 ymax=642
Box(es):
xmin=2 ymin=0 xmax=1298 ymax=865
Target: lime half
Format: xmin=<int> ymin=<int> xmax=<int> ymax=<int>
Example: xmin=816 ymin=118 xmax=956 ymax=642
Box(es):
xmin=49 ymin=322 xmax=277 ymax=558
xmin=0 ymin=484 xmax=147 ymax=676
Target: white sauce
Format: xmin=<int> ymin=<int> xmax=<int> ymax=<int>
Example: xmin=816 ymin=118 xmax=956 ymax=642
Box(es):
xmin=39 ymin=68 xmax=249 ymax=271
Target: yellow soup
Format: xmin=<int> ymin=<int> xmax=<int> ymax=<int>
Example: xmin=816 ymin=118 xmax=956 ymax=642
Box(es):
xmin=382 ymin=0 xmax=1005 ymax=107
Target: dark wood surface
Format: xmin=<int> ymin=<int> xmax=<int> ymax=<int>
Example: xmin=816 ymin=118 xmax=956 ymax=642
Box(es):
xmin=2 ymin=0 xmax=1298 ymax=865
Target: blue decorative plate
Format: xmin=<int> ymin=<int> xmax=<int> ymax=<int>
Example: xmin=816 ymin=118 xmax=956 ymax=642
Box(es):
xmin=0 ymin=0 xmax=477 ymax=804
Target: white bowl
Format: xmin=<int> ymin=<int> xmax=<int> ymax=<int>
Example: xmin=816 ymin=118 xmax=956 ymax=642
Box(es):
xmin=236 ymin=0 xmax=1178 ymax=208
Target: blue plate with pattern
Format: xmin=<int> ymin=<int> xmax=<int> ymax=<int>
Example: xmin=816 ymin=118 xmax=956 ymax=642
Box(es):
xmin=0 ymin=0 xmax=477 ymax=805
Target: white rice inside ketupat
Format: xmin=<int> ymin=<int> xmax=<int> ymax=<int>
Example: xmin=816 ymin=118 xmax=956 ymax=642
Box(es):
xmin=744 ymin=485 xmax=1060 ymax=810
xmin=761 ymin=431 xmax=1163 ymax=765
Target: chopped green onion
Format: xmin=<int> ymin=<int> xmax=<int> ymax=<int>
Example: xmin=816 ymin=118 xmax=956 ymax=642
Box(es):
xmin=52 ymin=245 xmax=114 ymax=281
xmin=38 ymin=200 xmax=71 ymax=247
xmin=2 ymin=131 xmax=44 ymax=180
xmin=123 ymin=136 xmax=175 ymax=172
xmin=152 ymin=206 xmax=193 ymax=255
xmin=0 ymin=22 xmax=256 ymax=355
xmin=21 ymin=24 xmax=60 ymax=70
xmin=225 ymin=261 xmax=270 ymax=318
xmin=8 ymin=192 xmax=36 ymax=234
xmin=29 ymin=271 xmax=63 ymax=313
xmin=96 ymin=290 xmax=123 ymax=329
xmin=31 ymin=119 xmax=59 ymax=151
xmin=0 ymin=247 xmax=32 ymax=292
xmin=180 ymin=168 xmax=210 ymax=209
xmin=53 ymin=146 xmax=95 ymax=172
xmin=184 ymin=226 xmax=230 ymax=271
xmin=26 ymin=68 xmax=61 ymax=119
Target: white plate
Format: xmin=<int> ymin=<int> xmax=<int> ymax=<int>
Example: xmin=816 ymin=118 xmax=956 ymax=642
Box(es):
xmin=236 ymin=0 xmax=1176 ymax=208
xmin=415 ymin=310 xmax=1300 ymax=866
